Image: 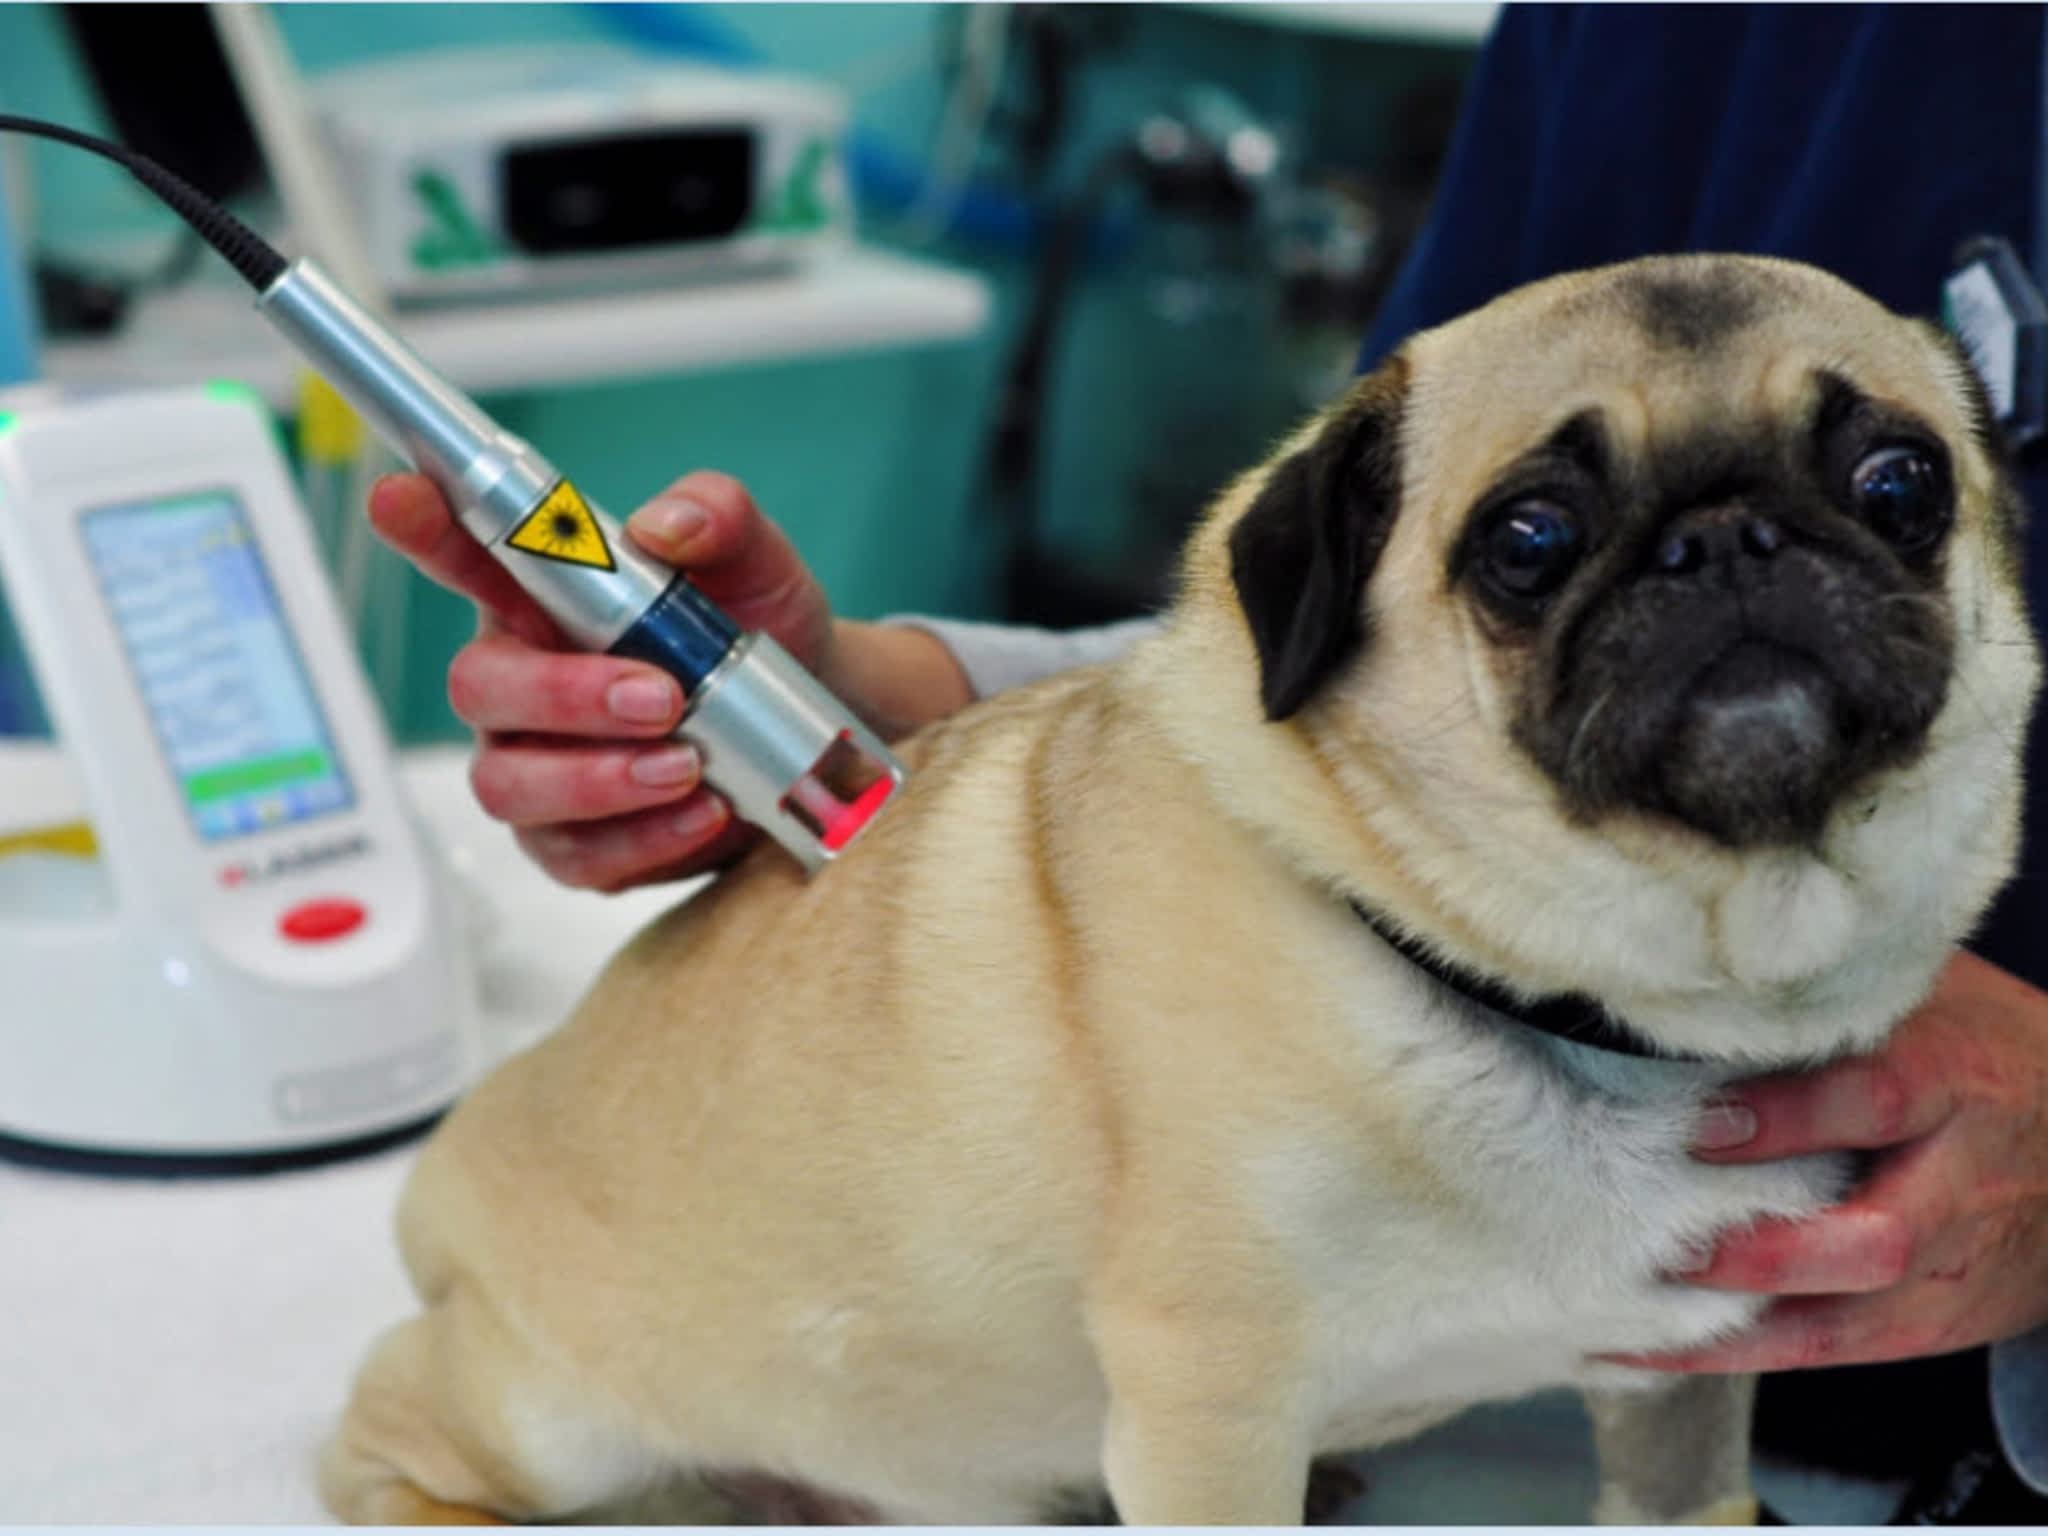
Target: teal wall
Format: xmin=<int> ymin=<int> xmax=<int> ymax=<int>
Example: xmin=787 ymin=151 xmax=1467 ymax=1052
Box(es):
xmin=0 ymin=3 xmax=1476 ymax=740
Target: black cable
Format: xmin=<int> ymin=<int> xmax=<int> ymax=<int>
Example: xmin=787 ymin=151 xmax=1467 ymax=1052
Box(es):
xmin=0 ymin=112 xmax=286 ymax=292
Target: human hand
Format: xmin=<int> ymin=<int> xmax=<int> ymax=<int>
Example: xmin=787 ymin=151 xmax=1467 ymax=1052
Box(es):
xmin=371 ymin=470 xmax=972 ymax=892
xmin=1610 ymin=950 xmax=2048 ymax=1372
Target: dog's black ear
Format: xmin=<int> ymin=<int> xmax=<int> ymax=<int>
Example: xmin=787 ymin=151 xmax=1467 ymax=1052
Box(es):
xmin=1228 ymin=357 xmax=1408 ymax=720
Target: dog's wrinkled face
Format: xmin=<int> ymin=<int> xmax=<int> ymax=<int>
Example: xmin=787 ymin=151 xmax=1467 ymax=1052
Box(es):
xmin=1469 ymin=352 xmax=1966 ymax=848
xmin=1230 ymin=255 xmax=2024 ymax=852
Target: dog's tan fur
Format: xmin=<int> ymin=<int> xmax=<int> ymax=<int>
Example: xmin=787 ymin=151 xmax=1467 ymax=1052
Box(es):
xmin=322 ymin=257 xmax=2039 ymax=1525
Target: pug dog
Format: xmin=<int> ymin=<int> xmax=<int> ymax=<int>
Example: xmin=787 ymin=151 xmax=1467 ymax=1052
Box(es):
xmin=320 ymin=254 xmax=2040 ymax=1527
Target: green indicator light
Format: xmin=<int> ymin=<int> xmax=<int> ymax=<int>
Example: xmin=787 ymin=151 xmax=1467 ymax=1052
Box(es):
xmin=0 ymin=411 xmax=17 ymax=438
xmin=204 ymin=379 xmax=268 ymax=416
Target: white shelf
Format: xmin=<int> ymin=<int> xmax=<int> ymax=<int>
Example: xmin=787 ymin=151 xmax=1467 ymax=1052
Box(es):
xmin=40 ymin=246 xmax=992 ymax=411
xmin=1185 ymin=2 xmax=1498 ymax=44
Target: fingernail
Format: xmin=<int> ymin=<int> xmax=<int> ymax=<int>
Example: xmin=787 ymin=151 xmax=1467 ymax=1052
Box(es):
xmin=629 ymin=745 xmax=699 ymax=788
xmin=643 ymin=497 xmax=710 ymax=550
xmin=1668 ymin=1236 xmax=1717 ymax=1275
xmin=1693 ymin=1097 xmax=1759 ymax=1151
xmin=607 ymin=676 xmax=679 ymax=725
xmin=674 ymin=797 xmax=727 ymax=842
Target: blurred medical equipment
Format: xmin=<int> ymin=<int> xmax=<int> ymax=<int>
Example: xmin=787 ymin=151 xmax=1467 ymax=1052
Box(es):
xmin=588 ymin=1 xmax=1044 ymax=250
xmin=307 ymin=45 xmax=852 ymax=304
xmin=23 ymin=7 xmax=259 ymax=342
xmin=64 ymin=5 xmax=264 ymax=206
xmin=986 ymin=87 xmax=1293 ymax=625
xmin=0 ymin=147 xmax=41 ymax=741
xmin=983 ymin=67 xmax=1463 ymax=627
xmin=0 ymin=150 xmax=39 ymax=737
xmin=0 ymin=149 xmax=35 ymax=386
xmin=0 ymin=385 xmax=481 ymax=1169
xmin=895 ymin=4 xmax=1012 ymax=246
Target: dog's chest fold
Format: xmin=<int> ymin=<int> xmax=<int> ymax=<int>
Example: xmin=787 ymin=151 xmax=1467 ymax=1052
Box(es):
xmin=1259 ymin=1001 xmax=1845 ymax=1446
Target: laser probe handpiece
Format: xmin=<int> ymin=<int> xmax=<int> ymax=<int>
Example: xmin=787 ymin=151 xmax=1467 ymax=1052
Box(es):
xmin=0 ymin=114 xmax=905 ymax=873
xmin=256 ymin=260 xmax=905 ymax=870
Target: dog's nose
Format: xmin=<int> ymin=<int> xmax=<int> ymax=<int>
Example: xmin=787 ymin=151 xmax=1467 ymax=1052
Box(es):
xmin=1652 ymin=506 xmax=1785 ymax=576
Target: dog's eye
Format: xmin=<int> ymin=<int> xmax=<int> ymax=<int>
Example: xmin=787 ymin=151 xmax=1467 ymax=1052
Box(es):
xmin=1850 ymin=446 xmax=1949 ymax=554
xmin=1480 ymin=501 xmax=1583 ymax=601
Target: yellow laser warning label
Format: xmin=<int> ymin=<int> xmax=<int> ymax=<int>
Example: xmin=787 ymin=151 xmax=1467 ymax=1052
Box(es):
xmin=506 ymin=482 xmax=615 ymax=571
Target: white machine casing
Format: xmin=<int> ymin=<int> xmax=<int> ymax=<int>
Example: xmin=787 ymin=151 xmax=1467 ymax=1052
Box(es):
xmin=0 ymin=386 xmax=481 ymax=1160
xmin=309 ymin=45 xmax=853 ymax=303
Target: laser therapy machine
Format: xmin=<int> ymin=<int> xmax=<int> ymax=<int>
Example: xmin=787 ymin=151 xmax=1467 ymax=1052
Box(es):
xmin=0 ymin=384 xmax=483 ymax=1168
xmin=0 ymin=108 xmax=903 ymax=1168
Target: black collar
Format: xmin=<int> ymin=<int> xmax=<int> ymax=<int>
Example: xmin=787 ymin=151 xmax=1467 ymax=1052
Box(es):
xmin=1350 ymin=901 xmax=1701 ymax=1063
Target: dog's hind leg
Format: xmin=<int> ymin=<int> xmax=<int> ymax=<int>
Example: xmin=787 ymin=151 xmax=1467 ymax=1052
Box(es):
xmin=1583 ymin=1373 xmax=1759 ymax=1525
xmin=319 ymin=1290 xmax=660 ymax=1526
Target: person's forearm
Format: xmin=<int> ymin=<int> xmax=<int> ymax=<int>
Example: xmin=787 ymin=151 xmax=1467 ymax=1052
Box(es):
xmin=886 ymin=614 xmax=1161 ymax=701
xmin=827 ymin=614 xmax=1162 ymax=742
xmin=827 ymin=619 xmax=976 ymax=741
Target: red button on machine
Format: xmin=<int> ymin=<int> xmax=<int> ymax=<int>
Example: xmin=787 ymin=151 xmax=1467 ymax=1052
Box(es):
xmin=279 ymin=897 xmax=367 ymax=943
